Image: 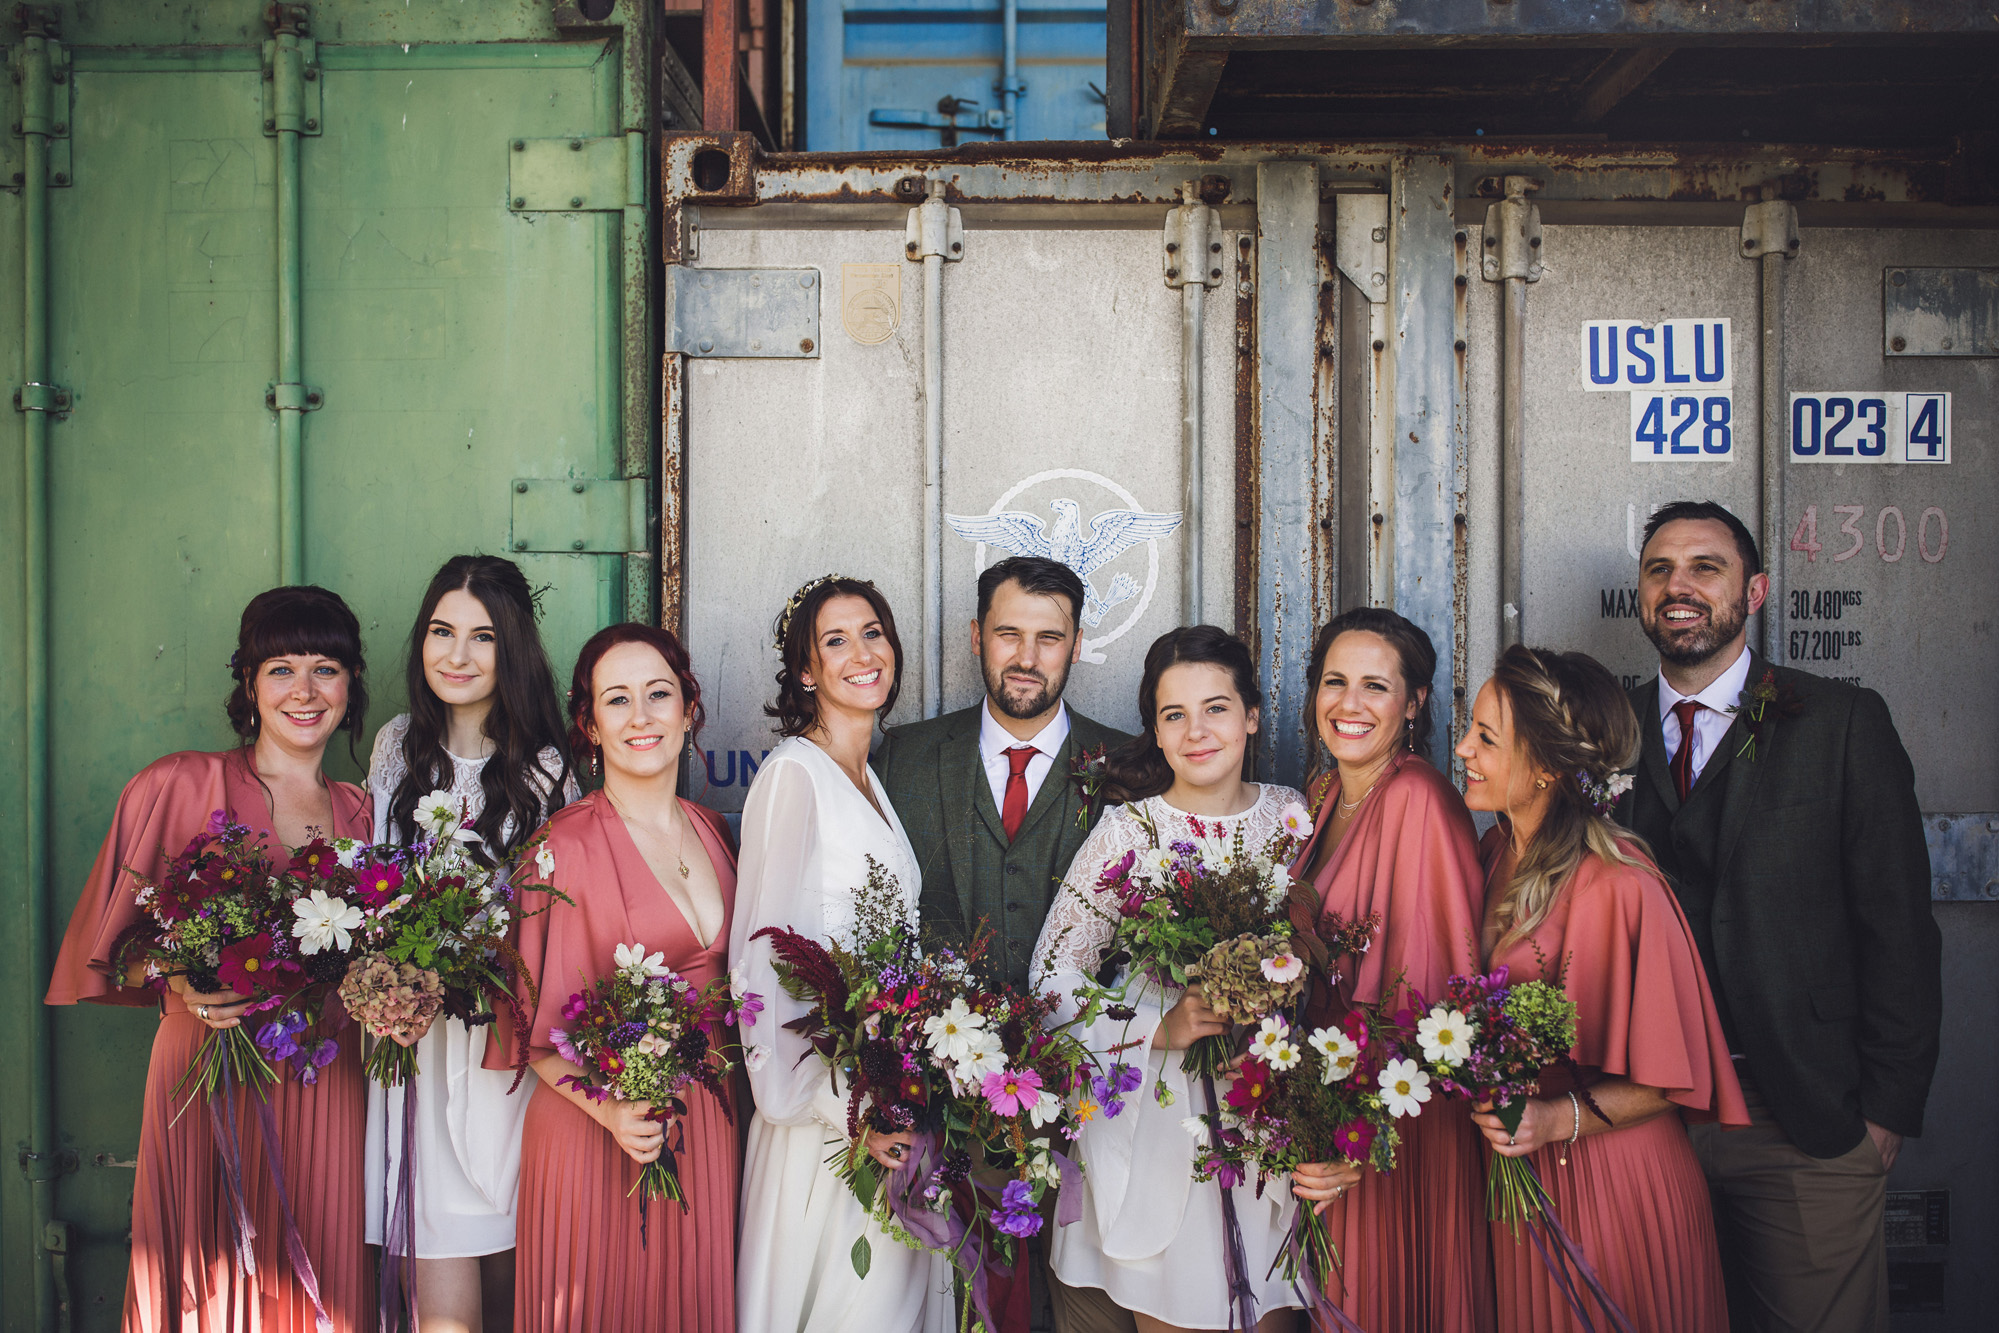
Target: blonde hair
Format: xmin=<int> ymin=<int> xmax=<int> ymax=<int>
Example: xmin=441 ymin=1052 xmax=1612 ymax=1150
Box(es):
xmin=1487 ymin=645 xmax=1652 ymax=950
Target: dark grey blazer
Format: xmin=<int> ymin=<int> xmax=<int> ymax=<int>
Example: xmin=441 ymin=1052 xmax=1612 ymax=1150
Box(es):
xmin=874 ymin=704 xmax=1130 ymax=990
xmin=1620 ymin=656 xmax=1940 ymax=1158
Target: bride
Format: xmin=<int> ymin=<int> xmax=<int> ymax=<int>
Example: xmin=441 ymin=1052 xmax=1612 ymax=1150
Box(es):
xmin=729 ymin=575 xmax=954 ymax=1333
xmin=1032 ymin=625 xmax=1312 ymax=1333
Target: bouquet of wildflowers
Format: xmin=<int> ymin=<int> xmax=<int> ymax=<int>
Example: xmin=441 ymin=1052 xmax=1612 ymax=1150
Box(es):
xmin=113 ymin=812 xmax=363 ymax=1099
xmin=752 ymin=857 xmax=1093 ymax=1330
xmin=1071 ymin=799 xmax=1320 ymax=1092
xmin=329 ymin=789 xmax=561 ymax=1089
xmin=1395 ymin=965 xmax=1590 ymax=1231
xmin=545 ymin=940 xmax=743 ymax=1211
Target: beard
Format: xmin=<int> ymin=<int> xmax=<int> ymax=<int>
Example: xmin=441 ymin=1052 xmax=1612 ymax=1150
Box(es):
xmin=1641 ymin=587 xmax=1751 ymax=666
xmin=983 ymin=657 xmax=1069 ymax=721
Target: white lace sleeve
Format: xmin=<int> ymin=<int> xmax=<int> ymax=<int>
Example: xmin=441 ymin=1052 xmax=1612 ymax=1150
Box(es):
xmin=1031 ymin=803 xmax=1159 ymax=1020
xmin=532 ymin=745 xmax=581 ymax=815
xmin=366 ymin=716 xmax=411 ymax=847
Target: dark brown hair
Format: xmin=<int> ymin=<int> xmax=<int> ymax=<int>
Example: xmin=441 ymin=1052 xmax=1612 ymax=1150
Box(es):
xmin=976 ymin=555 xmax=1084 ymax=628
xmin=226 ymin=585 xmax=369 ymax=758
xmin=765 ymin=577 xmax=903 ymax=738
xmin=1640 ymin=499 xmax=1761 ymax=575
xmin=387 ymin=556 xmax=571 ymax=861
xmin=1302 ymin=607 xmax=1437 ymax=790
xmin=568 ymin=623 xmax=704 ymax=767
xmin=1101 ymin=625 xmax=1263 ymax=803
xmin=1485 ymin=644 xmax=1649 ymax=947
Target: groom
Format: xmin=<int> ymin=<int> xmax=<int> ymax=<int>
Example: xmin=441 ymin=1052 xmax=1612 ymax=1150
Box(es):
xmin=875 ymin=554 xmax=1133 ymax=1333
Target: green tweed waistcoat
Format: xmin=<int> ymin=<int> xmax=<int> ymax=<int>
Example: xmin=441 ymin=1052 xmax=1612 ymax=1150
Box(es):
xmin=874 ymin=704 xmax=1130 ymax=991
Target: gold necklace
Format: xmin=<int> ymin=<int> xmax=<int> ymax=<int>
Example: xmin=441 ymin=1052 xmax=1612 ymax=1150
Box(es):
xmin=606 ymin=789 xmax=690 ymax=880
xmin=1336 ymin=773 xmax=1383 ymax=814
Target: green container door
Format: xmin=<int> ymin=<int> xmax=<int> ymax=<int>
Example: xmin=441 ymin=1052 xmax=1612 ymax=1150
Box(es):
xmin=2 ymin=4 xmax=654 ymax=1325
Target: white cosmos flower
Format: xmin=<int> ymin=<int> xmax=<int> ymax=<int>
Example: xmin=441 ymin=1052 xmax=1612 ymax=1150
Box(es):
xmin=332 ymin=838 xmax=364 ymax=870
xmin=534 ymin=844 xmax=555 ymax=878
xmin=1416 ymin=1006 xmax=1476 ymax=1068
xmin=1606 ymin=772 xmax=1635 ymax=801
xmin=614 ymin=942 xmax=669 ymax=981
xmin=1181 ymin=1115 xmax=1212 ymax=1147
xmin=292 ymin=889 xmax=363 ymax=955
xmin=414 ymin=790 xmax=459 ymax=835
xmin=922 ymin=998 xmax=988 ymax=1062
xmin=1028 ymin=1089 xmax=1064 ymax=1129
xmin=744 ymin=1044 xmax=771 ymax=1072
xmin=1248 ymin=1015 xmax=1291 ymax=1060
xmin=1268 ymin=1040 xmax=1303 ymax=1073
xmin=956 ymin=1042 xmax=1007 ymax=1085
xmin=1308 ymin=1027 xmax=1360 ymax=1084
xmin=1260 ymin=953 xmax=1305 ymax=984
xmin=1138 ymin=847 xmax=1174 ymax=881
xmin=1377 ymin=1058 xmax=1432 ymax=1118
xmin=1278 ymin=801 xmax=1315 ymax=840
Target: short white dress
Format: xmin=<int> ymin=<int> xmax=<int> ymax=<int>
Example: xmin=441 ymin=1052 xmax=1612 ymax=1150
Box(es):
xmin=1031 ymin=783 xmax=1308 ymax=1329
xmin=363 ymin=715 xmax=576 ymax=1257
xmin=729 ymin=735 xmax=954 ymax=1333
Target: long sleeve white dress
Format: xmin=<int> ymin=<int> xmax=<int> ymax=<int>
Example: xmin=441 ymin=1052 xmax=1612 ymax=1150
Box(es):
xmin=1031 ymin=783 xmax=1308 ymax=1329
xmin=363 ymin=715 xmax=577 ymax=1257
xmin=730 ymin=735 xmax=954 ymax=1333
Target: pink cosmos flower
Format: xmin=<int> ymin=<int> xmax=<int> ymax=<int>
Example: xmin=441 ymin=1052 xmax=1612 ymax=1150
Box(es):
xmin=981 ymin=1067 xmax=1045 ymax=1116
xmin=1259 ymin=953 xmax=1304 ymax=984
xmin=549 ymin=1027 xmax=581 ymax=1065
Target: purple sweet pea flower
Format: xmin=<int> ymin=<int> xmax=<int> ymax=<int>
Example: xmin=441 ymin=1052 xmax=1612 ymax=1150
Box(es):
xmin=204 ymin=808 xmax=229 ymax=837
xmin=992 ymin=1180 xmax=1043 ymax=1238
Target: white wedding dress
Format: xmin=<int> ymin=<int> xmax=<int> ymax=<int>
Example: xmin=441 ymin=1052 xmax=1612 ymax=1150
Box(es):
xmin=363 ymin=715 xmax=576 ymax=1257
xmin=730 ymin=735 xmax=954 ymax=1333
xmin=1031 ymin=784 xmax=1308 ymax=1329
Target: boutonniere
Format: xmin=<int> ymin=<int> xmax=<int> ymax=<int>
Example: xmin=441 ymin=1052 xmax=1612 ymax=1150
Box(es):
xmin=1070 ymin=744 xmax=1109 ymax=831
xmin=1728 ymin=668 xmax=1804 ymax=762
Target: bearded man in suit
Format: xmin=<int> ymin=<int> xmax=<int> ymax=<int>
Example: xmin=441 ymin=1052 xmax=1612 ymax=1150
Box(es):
xmin=875 ymin=554 xmax=1134 ymax=1333
xmin=1619 ymin=500 xmax=1940 ymax=1333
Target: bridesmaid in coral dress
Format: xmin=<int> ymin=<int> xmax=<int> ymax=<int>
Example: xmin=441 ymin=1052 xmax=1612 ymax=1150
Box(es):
xmin=1458 ymin=646 xmax=1747 ymax=1333
xmin=46 ymin=585 xmax=375 ymax=1332
xmin=1286 ymin=609 xmax=1494 ymax=1333
xmin=490 ymin=623 xmax=738 ymax=1333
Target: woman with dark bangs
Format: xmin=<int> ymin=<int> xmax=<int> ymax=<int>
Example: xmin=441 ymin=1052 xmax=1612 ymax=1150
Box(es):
xmin=364 ymin=555 xmax=576 ymax=1333
xmin=48 ymin=585 xmax=374 ymax=1332
xmin=488 ymin=623 xmax=739 ymax=1332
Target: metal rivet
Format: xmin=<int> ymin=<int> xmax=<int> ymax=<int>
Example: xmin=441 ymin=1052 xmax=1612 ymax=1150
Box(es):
xmin=1455 ymin=339 xmax=1467 ymax=351
xmin=1456 ymin=230 xmax=1467 ymax=243
xmin=1454 ymin=275 xmax=1467 ymax=287
xmin=1890 ymin=336 xmax=1907 ymax=352
xmin=570 ymin=139 xmax=583 ymax=151
xmin=265 ymin=119 xmax=277 ymax=131
xmin=1373 ymin=227 xmax=1388 ymax=244
xmin=1372 ymin=339 xmax=1385 ymax=351
xmin=51 ymin=172 xmax=68 ymax=186
xmin=751 ymin=340 xmax=762 ymax=350
xmin=800 ymin=273 xmax=816 ymax=287
xmin=697 ymin=339 xmax=713 ymax=354
xmin=800 ymin=338 xmax=815 ymax=353
xmin=1166 ymin=242 xmax=1180 ymax=253
xmin=1484 ymin=235 xmax=1497 ymax=247
xmin=1371 ymin=513 xmax=1385 ymax=525
xmin=1210 ymin=241 xmax=1222 ymax=253
xmin=571 ymin=540 xmax=585 ymax=551
xmin=512 ymin=197 xmax=525 ymax=209
xmin=516 ymin=482 xmax=529 ymax=493
xmin=573 ymin=482 xmax=586 ymax=493
xmin=1743 ymin=238 xmax=1757 ymax=250
xmin=1941 ymin=338 xmax=1953 ymax=350
xmin=570 ymin=196 xmax=583 ymax=208
xmin=305 ymin=391 xmax=321 ymax=406
xmin=515 ymin=539 xmax=527 ymax=550
xmin=1528 ymin=235 xmax=1540 ymax=247
xmin=1165 ymin=267 xmax=1179 ymax=279
xmin=950 ymin=242 xmax=961 ymax=253
xmin=52 ymin=123 xmax=65 ymax=134
xmin=1238 ymin=235 xmax=1252 ymax=248
xmin=513 ymin=139 xmax=526 ymax=151
xmin=1210 ymin=268 xmax=1221 ymax=279
xmin=1890 ymin=270 xmax=1906 ymax=286
xmin=303 ymin=67 xmax=317 ymax=82
xmin=1371 ymin=272 xmax=1385 ymax=287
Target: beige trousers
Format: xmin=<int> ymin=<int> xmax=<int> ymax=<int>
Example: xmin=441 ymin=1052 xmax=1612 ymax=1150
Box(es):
xmin=1687 ymin=1081 xmax=1889 ymax=1333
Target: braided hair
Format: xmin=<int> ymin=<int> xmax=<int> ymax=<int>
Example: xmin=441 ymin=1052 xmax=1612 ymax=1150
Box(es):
xmin=1486 ymin=644 xmax=1652 ymax=949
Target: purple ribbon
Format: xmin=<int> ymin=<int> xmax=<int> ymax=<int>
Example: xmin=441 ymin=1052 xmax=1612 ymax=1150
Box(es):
xmin=1201 ymin=1073 xmax=1260 ymax=1333
xmin=252 ymin=1088 xmax=334 ymax=1332
xmin=378 ymin=1077 xmax=421 ymax=1333
xmin=1271 ymin=1212 xmax=1368 ymax=1333
xmin=880 ymin=1132 xmax=1004 ymax=1333
xmin=208 ymin=1054 xmax=259 ymax=1277
xmin=1519 ymin=1160 xmax=1636 ymax=1333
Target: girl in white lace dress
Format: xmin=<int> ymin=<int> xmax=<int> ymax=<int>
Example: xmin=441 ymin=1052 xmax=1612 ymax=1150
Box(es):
xmin=365 ymin=556 xmax=576 ymax=1333
xmin=731 ymin=577 xmax=954 ymax=1333
xmin=1032 ymin=626 xmax=1307 ymax=1333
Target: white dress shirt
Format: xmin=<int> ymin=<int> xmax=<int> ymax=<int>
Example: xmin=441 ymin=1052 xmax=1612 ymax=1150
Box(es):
xmin=978 ymin=698 xmax=1071 ymax=815
xmin=1658 ymin=645 xmax=1754 ymax=788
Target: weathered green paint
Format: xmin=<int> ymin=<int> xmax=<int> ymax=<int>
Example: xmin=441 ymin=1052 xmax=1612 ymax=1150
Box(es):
xmin=1 ymin=3 xmax=655 ymax=1326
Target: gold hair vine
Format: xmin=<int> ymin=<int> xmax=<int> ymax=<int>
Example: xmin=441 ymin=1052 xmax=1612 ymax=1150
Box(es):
xmin=774 ymin=574 xmax=866 ymax=653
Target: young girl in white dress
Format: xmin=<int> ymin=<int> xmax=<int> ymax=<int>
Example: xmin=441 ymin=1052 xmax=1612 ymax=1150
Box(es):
xmin=1033 ymin=626 xmax=1308 ymax=1333
xmin=365 ymin=555 xmax=576 ymax=1333
xmin=730 ymin=576 xmax=954 ymax=1333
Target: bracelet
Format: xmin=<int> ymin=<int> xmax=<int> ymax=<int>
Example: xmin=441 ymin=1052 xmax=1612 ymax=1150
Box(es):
xmin=1559 ymin=1091 xmax=1581 ymax=1167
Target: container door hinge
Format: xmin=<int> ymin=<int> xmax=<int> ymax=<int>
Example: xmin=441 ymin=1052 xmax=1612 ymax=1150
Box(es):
xmin=509 ymin=135 xmax=634 ymax=212
xmin=904 ymin=183 xmax=964 ymax=264
xmin=510 ymin=478 xmax=649 ymax=553
xmin=13 ymin=381 xmax=71 ymax=418
xmin=666 ymin=268 xmax=822 ymax=357
xmin=265 ymin=382 xmax=323 ymax=412
xmin=5 ymin=10 xmax=73 ymax=189
xmin=261 ymin=7 xmax=322 ymax=138
xmin=1481 ymin=175 xmax=1543 ymax=284
xmin=1741 ymin=200 xmax=1799 ymax=260
xmin=1334 ymin=193 xmax=1389 ymax=303
xmin=16 ymin=1147 xmax=77 ymax=1183
xmin=1164 ymin=181 xmax=1223 ymax=290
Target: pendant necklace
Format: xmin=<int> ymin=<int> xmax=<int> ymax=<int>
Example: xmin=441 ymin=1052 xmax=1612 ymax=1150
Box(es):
xmin=608 ymin=789 xmax=690 ymax=880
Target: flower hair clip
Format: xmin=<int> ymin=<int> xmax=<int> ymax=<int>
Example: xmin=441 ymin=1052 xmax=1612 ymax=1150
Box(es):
xmin=1577 ymin=769 xmax=1634 ymax=817
xmin=773 ymin=573 xmax=867 ymax=652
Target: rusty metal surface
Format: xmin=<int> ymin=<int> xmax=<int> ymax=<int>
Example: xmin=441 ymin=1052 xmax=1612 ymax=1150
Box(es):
xmin=1183 ymin=0 xmax=1997 ymax=44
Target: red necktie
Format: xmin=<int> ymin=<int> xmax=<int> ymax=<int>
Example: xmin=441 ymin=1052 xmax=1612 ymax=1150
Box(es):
xmin=1000 ymin=746 xmax=1036 ymax=842
xmin=1669 ymin=699 xmax=1707 ymax=801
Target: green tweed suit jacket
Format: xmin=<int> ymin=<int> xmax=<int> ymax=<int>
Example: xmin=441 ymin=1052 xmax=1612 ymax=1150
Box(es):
xmin=874 ymin=704 xmax=1131 ymax=990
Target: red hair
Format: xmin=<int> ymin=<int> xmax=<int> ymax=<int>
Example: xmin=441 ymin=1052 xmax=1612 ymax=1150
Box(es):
xmin=567 ymin=623 xmax=703 ymax=764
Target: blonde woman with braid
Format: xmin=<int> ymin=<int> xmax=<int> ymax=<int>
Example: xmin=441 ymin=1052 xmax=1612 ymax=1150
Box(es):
xmin=1457 ymin=645 xmax=1747 ymax=1333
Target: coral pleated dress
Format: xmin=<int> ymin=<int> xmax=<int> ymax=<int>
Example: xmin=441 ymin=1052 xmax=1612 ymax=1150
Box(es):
xmin=1291 ymin=755 xmax=1496 ymax=1333
xmin=490 ymin=790 xmax=739 ymax=1333
xmin=1478 ymin=830 xmax=1749 ymax=1333
xmin=47 ymin=748 xmax=371 ymax=1333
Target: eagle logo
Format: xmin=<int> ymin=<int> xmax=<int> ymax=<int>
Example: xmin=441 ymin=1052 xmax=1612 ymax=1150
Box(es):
xmin=947 ymin=497 xmax=1183 ymax=629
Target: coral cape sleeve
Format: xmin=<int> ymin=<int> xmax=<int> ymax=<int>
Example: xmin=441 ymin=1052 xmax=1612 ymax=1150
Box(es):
xmin=486 ymin=796 xmax=614 ymax=1072
xmin=1553 ymin=854 xmax=1750 ymax=1127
